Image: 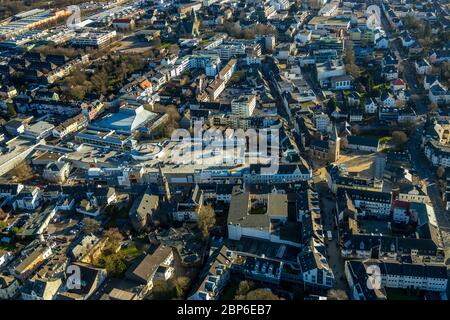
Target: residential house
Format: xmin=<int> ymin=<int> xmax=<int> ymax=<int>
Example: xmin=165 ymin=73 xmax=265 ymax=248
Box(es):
xmin=43 ymin=161 xmax=71 ymax=183
xmin=68 ymin=234 xmax=100 ymax=261
xmin=298 ymin=246 xmax=334 ymax=289
xmin=338 ymin=189 xmax=392 ymax=218
xmin=415 ymin=58 xmax=432 ymax=76
xmin=381 ymin=65 xmax=398 ymax=81
xmin=429 ymin=82 xmax=450 ymax=105
xmin=57 ymin=263 xmax=107 ymax=300
xmin=364 ymin=97 xmax=378 ymax=114
xmin=0 ymin=183 xmax=24 ymax=199
xmin=52 ymin=114 xmax=88 ymax=139
xmin=400 ymin=32 xmax=416 ymax=48
xmin=0 ymin=251 xmax=12 ymax=267
xmin=129 ymin=190 xmax=159 ymax=231
xmin=125 ymin=245 xmax=174 ymax=292
xmin=381 ymin=91 xmax=396 ymax=108
xmin=189 ymin=245 xmax=235 ymax=300
xmin=0 ymin=274 xmax=21 ymax=299
xmin=374 ymin=36 xmax=389 ymax=49
xmin=21 ymin=278 xmax=62 ymax=300
xmin=330 ymin=75 xmax=353 ymax=90
xmin=390 ymin=78 xmax=407 ymax=92
xmin=10 ymin=245 xmax=53 ymax=281
xmin=171 ymin=185 xmax=203 ymax=222
xmin=13 ymin=186 xmax=41 ymax=210
xmin=424 ymin=75 xmax=440 ymax=91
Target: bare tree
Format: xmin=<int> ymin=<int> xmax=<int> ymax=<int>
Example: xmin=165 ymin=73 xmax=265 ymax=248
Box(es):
xmin=436 ymin=166 xmax=446 ymax=179
xmin=103 ymin=228 xmax=123 ymax=253
xmin=10 ymin=161 xmax=33 ymax=182
xmin=236 ymin=288 xmax=282 ymax=300
xmin=197 ymin=205 xmax=216 ymax=239
xmin=327 ymin=289 xmax=349 ymax=300
xmin=391 ymin=131 xmax=408 ymax=148
xmin=428 ymin=102 xmax=439 ymax=114
xmin=83 ymin=217 xmax=100 ymax=234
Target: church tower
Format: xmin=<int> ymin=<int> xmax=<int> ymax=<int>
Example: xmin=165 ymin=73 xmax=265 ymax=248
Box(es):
xmin=179 ymin=9 xmax=200 ymax=38
xmin=328 ymin=122 xmax=341 ymax=163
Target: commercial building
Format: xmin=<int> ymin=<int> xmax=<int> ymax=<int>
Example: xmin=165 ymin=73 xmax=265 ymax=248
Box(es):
xmin=71 ymin=30 xmax=117 ymax=49
xmin=22 ymin=121 xmax=54 ymax=140
xmin=0 ymin=9 xmax=71 ymax=39
xmin=74 ymin=129 xmax=135 ymax=151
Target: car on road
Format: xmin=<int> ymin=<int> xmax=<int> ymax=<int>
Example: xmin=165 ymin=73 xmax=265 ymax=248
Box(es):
xmin=327 ymin=230 xmax=333 ymax=241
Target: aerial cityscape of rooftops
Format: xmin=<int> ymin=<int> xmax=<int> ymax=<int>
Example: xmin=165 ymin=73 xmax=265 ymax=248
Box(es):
xmin=0 ymin=0 xmax=449 ymax=304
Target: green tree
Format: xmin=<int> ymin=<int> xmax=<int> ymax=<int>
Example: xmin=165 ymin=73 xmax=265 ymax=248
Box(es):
xmin=7 ymin=104 xmax=16 ymax=117
xmin=326 ymin=97 xmax=337 ymax=112
xmin=174 ymin=276 xmax=190 ymax=299
xmin=152 ymin=279 xmax=175 ymax=300
xmin=103 ymin=254 xmax=126 ymax=277
xmin=228 ymin=70 xmax=246 ymax=85
xmin=344 ymin=40 xmax=360 ymax=78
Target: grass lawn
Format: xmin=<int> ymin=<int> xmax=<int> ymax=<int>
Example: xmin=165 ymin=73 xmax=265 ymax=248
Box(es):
xmin=372 ymin=83 xmax=390 ymax=91
xmin=120 ymin=244 xmax=145 ymax=260
xmin=160 ymin=43 xmax=172 ymax=49
xmin=379 ymin=136 xmax=392 ymax=144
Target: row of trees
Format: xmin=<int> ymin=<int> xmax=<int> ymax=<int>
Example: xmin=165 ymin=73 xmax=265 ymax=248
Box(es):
xmin=32 ymin=45 xmax=86 ymax=59
xmin=219 ymin=22 xmax=277 ymax=40
xmin=402 ymin=16 xmax=450 ymax=56
xmin=344 ymin=40 xmax=360 ymax=79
